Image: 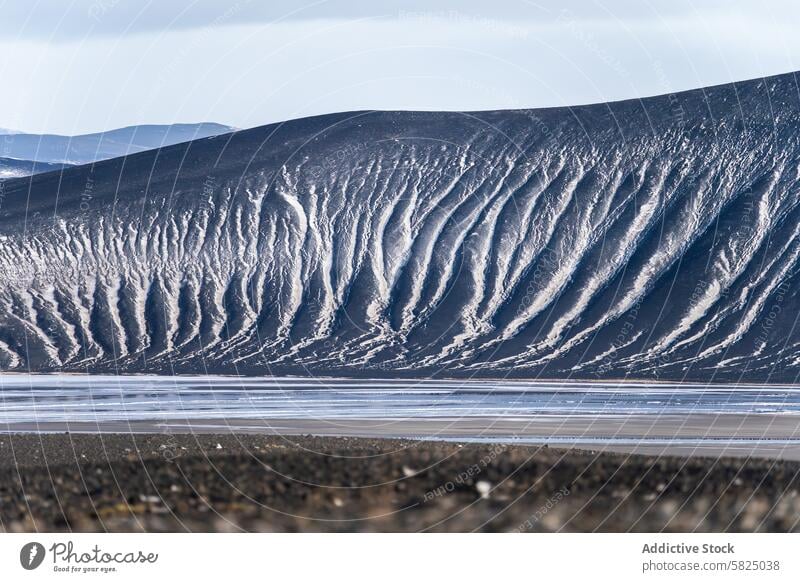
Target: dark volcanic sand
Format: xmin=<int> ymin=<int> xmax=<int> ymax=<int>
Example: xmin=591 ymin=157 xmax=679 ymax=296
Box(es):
xmin=1 ymin=434 xmax=798 ymax=532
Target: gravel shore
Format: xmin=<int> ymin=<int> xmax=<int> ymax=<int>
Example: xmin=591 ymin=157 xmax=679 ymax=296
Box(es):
xmin=1 ymin=433 xmax=798 ymax=532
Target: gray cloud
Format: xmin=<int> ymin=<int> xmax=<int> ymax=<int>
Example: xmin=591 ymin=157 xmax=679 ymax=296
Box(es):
xmin=0 ymin=0 xmax=741 ymax=40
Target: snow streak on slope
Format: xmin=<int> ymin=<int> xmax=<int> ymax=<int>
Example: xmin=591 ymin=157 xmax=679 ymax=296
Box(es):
xmin=1 ymin=73 xmax=800 ymax=382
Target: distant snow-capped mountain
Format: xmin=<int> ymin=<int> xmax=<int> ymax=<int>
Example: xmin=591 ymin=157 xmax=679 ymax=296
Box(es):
xmin=0 ymin=122 xmax=235 ymax=168
xmin=0 ymin=157 xmax=68 ymax=179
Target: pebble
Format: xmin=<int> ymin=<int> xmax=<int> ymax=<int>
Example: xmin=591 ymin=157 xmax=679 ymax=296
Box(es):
xmin=476 ymin=481 xmax=492 ymax=499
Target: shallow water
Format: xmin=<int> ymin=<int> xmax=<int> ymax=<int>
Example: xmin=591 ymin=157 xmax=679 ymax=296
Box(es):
xmin=3 ymin=375 xmax=800 ymax=459
xmin=1 ymin=375 xmax=800 ymax=422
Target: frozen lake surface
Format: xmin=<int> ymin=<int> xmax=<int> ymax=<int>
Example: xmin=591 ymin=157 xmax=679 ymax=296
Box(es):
xmin=3 ymin=375 xmax=800 ymax=421
xmin=2 ymin=375 xmax=800 ymax=459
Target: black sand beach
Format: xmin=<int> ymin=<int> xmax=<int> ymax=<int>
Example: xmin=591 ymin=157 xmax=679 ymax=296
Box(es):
xmin=1 ymin=434 xmax=798 ymax=532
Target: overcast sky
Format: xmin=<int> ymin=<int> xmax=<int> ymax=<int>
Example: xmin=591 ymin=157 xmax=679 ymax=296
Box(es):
xmin=1 ymin=0 xmax=799 ymax=135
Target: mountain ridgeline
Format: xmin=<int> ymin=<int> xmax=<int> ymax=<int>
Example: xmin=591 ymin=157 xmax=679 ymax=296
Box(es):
xmin=0 ymin=157 xmax=68 ymax=179
xmin=0 ymin=123 xmax=235 ymax=170
xmin=1 ymin=73 xmax=800 ymax=382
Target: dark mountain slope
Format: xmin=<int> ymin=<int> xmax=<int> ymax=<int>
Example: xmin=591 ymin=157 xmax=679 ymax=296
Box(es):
xmin=1 ymin=73 xmax=799 ymax=382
